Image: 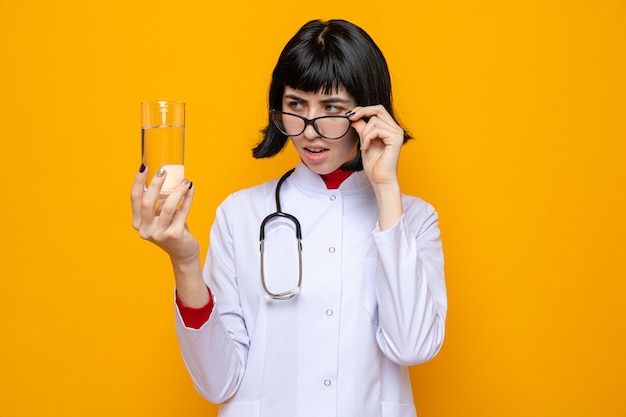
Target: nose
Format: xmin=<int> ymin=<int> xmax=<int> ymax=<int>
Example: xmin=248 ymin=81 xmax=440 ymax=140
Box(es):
xmin=301 ymin=116 xmax=320 ymax=140
xmin=301 ymin=122 xmax=319 ymax=140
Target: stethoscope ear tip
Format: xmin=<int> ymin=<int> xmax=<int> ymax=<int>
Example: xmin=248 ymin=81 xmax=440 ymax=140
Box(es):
xmin=291 ymin=287 xmax=301 ymax=295
xmin=264 ymin=294 xmax=273 ymax=302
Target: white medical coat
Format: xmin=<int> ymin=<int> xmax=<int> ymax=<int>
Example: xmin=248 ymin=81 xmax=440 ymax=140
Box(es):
xmin=175 ymin=162 xmax=447 ymax=417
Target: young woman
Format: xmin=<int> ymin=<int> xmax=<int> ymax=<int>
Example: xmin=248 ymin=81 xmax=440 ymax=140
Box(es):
xmin=131 ymin=19 xmax=447 ymax=417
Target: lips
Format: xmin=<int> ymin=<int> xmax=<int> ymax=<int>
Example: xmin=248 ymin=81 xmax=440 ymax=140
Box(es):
xmin=303 ymin=147 xmax=329 ymax=163
xmin=305 ymin=147 xmax=327 ymax=154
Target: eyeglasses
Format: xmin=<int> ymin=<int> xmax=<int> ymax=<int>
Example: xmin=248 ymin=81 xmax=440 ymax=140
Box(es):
xmin=271 ymin=110 xmax=352 ymax=140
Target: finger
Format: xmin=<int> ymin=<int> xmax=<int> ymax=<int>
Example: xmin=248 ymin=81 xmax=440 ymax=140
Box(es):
xmin=346 ymin=108 xmax=371 ymax=146
xmin=141 ymin=167 xmax=167 ymax=224
xmin=348 ymin=105 xmax=402 ymax=137
xmin=354 ymin=117 xmax=388 ymax=151
xmin=145 ymin=166 xmax=167 ymax=196
xmin=348 ymin=107 xmax=397 ymax=147
xmin=170 ymin=181 xmax=195 ymax=231
xmin=354 ymin=120 xmax=372 ymax=150
xmin=360 ymin=115 xmax=406 ymax=151
xmin=348 ymin=104 xmax=395 ymax=125
xmin=361 ymin=122 xmax=399 ymax=149
xmin=155 ymin=178 xmax=192 ymax=229
xmin=350 ymin=118 xmax=367 ymax=145
xmin=131 ymin=164 xmax=149 ymax=230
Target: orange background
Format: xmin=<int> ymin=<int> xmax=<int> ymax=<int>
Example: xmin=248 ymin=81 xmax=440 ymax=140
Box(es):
xmin=1 ymin=1 xmax=625 ymax=416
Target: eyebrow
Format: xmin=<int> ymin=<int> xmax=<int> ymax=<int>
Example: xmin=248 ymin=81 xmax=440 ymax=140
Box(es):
xmin=283 ymin=93 xmax=353 ymax=105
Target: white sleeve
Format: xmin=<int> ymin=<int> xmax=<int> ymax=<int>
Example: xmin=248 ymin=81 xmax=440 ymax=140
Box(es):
xmin=175 ymin=197 xmax=249 ymax=404
xmin=372 ymin=199 xmax=447 ymax=366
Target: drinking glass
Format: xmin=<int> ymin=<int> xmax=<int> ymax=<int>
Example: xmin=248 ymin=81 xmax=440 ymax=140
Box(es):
xmin=141 ymin=101 xmax=185 ymax=200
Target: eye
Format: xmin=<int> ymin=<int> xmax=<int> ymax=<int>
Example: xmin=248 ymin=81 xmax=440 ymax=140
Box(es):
xmin=325 ymin=104 xmax=343 ymax=114
xmin=286 ymin=101 xmax=304 ymax=111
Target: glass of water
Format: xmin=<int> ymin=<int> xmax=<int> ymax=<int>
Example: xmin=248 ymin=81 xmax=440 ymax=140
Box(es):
xmin=141 ymin=101 xmax=185 ymax=200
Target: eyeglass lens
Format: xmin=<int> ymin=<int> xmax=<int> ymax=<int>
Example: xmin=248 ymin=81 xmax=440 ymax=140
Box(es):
xmin=272 ymin=112 xmax=351 ymax=140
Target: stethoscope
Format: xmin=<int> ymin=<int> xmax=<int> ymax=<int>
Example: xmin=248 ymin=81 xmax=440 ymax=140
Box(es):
xmin=259 ymin=168 xmax=303 ymax=301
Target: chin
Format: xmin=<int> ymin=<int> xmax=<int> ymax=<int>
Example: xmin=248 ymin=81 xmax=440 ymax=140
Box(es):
xmin=300 ymin=161 xmax=337 ymax=176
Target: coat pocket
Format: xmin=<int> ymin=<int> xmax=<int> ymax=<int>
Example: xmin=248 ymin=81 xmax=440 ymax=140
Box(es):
xmin=381 ymin=400 xmax=417 ymax=417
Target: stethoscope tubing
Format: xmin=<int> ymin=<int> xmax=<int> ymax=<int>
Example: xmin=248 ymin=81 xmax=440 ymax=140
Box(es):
xmin=259 ymin=168 xmax=303 ymax=301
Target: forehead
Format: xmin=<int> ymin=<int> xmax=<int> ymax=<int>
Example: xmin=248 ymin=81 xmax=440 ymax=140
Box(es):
xmin=283 ymin=86 xmax=356 ymax=104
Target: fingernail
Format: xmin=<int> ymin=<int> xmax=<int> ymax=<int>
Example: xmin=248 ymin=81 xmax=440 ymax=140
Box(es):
xmin=188 ymin=181 xmax=193 ymax=190
xmin=156 ymin=168 xmax=166 ymax=177
xmin=139 ymin=163 xmax=146 ymax=173
xmin=181 ymin=178 xmax=189 ymax=187
xmin=345 ymin=110 xmax=356 ymax=117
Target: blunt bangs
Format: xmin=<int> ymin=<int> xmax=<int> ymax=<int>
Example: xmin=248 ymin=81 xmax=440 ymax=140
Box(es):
xmin=274 ymin=39 xmax=354 ymax=98
xmin=273 ymin=20 xmax=388 ymax=107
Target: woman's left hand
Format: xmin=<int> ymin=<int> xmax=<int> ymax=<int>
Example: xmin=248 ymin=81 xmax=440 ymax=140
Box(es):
xmin=347 ymin=105 xmax=405 ymax=190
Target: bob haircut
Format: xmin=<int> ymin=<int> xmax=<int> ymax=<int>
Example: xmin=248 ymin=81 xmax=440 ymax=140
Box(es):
xmin=253 ymin=19 xmax=411 ymax=171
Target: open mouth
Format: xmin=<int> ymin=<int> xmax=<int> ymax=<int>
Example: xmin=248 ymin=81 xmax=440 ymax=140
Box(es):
xmin=304 ymin=147 xmax=328 ymax=154
xmin=303 ymin=146 xmax=329 ymax=163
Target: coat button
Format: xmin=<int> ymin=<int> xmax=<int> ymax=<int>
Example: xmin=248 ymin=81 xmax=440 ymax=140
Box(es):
xmin=326 ymin=309 xmax=334 ymax=316
xmin=330 ymin=195 xmax=336 ymax=201
xmin=324 ymin=379 xmax=332 ymax=387
xmin=328 ymin=247 xmax=335 ymax=253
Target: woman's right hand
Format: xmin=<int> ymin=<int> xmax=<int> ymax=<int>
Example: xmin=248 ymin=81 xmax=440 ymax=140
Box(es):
xmin=131 ymin=164 xmax=209 ymax=307
xmin=131 ymin=164 xmax=200 ymax=266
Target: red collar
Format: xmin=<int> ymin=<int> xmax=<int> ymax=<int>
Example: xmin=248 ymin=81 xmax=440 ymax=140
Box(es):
xmin=320 ymin=168 xmax=353 ymax=189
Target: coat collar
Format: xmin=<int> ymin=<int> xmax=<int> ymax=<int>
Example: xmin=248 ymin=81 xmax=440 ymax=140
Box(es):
xmin=291 ymin=162 xmax=373 ymax=196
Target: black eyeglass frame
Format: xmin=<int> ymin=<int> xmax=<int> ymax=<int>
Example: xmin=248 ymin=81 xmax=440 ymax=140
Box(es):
xmin=270 ymin=110 xmax=352 ymax=140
